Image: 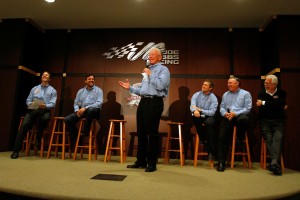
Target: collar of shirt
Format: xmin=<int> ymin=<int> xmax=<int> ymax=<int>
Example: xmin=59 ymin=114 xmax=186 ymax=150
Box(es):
xmin=40 ymin=83 xmax=49 ymax=87
xmin=85 ymin=85 xmax=95 ymax=90
xmin=149 ymin=62 xmax=162 ymax=69
xmin=230 ymin=88 xmax=241 ymax=94
xmin=266 ymin=88 xmax=277 ymax=96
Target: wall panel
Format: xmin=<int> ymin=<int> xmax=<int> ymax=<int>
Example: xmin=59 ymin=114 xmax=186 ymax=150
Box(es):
xmin=233 ymin=29 xmax=261 ymax=76
xmin=186 ymin=29 xmax=230 ymax=75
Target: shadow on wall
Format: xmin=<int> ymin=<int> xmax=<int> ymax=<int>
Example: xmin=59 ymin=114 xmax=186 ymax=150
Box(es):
xmin=161 ymin=86 xmax=194 ymax=159
xmin=97 ymin=91 xmax=123 ymax=154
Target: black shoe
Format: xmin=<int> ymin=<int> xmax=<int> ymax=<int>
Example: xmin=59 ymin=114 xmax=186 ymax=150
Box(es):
xmin=269 ymin=164 xmax=282 ymax=176
xmin=11 ymin=151 xmax=19 ymax=159
xmin=127 ymin=163 xmax=147 ymax=169
xmin=216 ymin=162 xmax=226 ymax=172
xmin=145 ymin=166 xmax=157 ymax=172
xmin=268 ymin=164 xmax=275 ymax=172
xmin=208 ymin=153 xmax=215 ymax=161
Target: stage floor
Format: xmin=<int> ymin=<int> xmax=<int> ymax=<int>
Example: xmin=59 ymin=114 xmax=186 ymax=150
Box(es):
xmin=1 ymin=151 xmax=300 ymax=200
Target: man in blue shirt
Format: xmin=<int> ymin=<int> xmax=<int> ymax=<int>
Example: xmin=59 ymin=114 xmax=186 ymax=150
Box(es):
xmin=190 ymin=80 xmax=218 ymax=161
xmin=64 ymin=74 xmax=103 ymax=150
xmin=11 ymin=71 xmax=57 ymax=159
xmin=119 ymin=47 xmax=170 ymax=172
xmin=216 ymin=77 xmax=252 ymax=172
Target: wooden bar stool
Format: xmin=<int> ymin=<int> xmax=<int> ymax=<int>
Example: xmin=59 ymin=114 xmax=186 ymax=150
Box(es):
xmin=193 ymin=132 xmax=214 ymax=167
xmin=104 ymin=119 xmax=127 ymax=163
xmin=230 ymin=126 xmax=252 ymax=169
xmin=22 ymin=117 xmax=50 ymax=157
xmin=164 ymin=122 xmax=185 ymax=166
xmin=128 ymin=131 xmax=138 ymax=156
xmin=158 ymin=132 xmax=168 ymax=158
xmin=260 ymin=137 xmax=284 ymax=171
xmin=73 ymin=118 xmax=98 ymax=161
xmin=47 ymin=117 xmax=71 ymax=159
xmin=18 ymin=117 xmax=31 ymax=154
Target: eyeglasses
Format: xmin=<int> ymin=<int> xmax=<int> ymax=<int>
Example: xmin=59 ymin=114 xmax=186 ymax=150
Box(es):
xmin=264 ymin=82 xmax=273 ymax=85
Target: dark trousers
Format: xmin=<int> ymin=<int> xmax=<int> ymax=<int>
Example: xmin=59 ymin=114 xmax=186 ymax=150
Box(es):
xmin=217 ymin=114 xmax=250 ymax=164
xmin=192 ymin=116 xmax=216 ymax=154
xmin=64 ymin=107 xmax=100 ymax=148
xmin=13 ymin=109 xmax=51 ymax=152
xmin=259 ymin=119 xmax=285 ymax=162
xmin=136 ymin=97 xmax=164 ymax=167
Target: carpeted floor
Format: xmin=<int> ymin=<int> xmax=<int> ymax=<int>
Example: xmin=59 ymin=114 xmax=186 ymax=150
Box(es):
xmin=0 ymin=151 xmax=300 ymax=200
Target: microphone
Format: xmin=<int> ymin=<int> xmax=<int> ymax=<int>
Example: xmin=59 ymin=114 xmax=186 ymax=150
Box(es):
xmin=145 ymin=59 xmax=150 ymax=68
xmin=227 ymin=107 xmax=230 ymax=113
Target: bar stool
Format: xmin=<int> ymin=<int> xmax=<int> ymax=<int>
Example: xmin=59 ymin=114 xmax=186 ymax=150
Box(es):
xmin=73 ymin=118 xmax=98 ymax=161
xmin=230 ymin=126 xmax=252 ymax=169
xmin=164 ymin=122 xmax=185 ymax=166
xmin=18 ymin=117 xmax=31 ymax=154
xmin=193 ymin=132 xmax=214 ymax=168
xmin=47 ymin=117 xmax=71 ymax=159
xmin=158 ymin=132 xmax=168 ymax=158
xmin=128 ymin=131 xmax=138 ymax=156
xmin=260 ymin=137 xmax=284 ymax=171
xmin=23 ymin=118 xmax=50 ymax=157
xmin=104 ymin=119 xmax=127 ymax=163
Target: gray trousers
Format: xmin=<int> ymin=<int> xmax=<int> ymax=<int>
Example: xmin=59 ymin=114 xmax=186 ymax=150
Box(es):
xmin=259 ymin=119 xmax=285 ymax=163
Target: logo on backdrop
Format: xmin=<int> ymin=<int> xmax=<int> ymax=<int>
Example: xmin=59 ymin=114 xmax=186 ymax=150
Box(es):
xmin=126 ymin=83 xmax=142 ymax=107
xmin=102 ymin=42 xmax=179 ymax=65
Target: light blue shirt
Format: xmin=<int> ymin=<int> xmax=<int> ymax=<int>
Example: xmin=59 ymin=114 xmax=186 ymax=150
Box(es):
xmin=220 ymin=88 xmax=252 ymax=117
xmin=129 ymin=62 xmax=170 ymax=97
xmin=190 ymin=91 xmax=218 ymax=116
xmin=74 ymin=85 xmax=103 ymax=112
xmin=26 ymin=84 xmax=57 ymax=110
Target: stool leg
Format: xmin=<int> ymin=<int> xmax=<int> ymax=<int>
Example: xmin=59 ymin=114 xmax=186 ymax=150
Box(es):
xmin=260 ymin=138 xmax=264 ymax=168
xmin=40 ymin=135 xmax=44 ymax=157
xmin=123 ymin=124 xmax=126 ymax=162
xmin=89 ymin=129 xmax=92 ymax=162
xmin=230 ymin=126 xmax=237 ymax=168
xmin=263 ymin=141 xmax=267 ymax=169
xmin=104 ymin=121 xmax=113 ymax=162
xmin=119 ymin=122 xmax=126 ymax=163
xmin=178 ymin=124 xmax=184 ymax=166
xmin=73 ymin=120 xmax=83 ymax=160
xmin=194 ymin=134 xmax=199 ymax=167
xmin=281 ymin=155 xmax=285 ymax=171
xmin=93 ymin=121 xmax=97 ymax=161
xmin=245 ymin=133 xmax=252 ymax=169
xmin=164 ymin=125 xmax=171 ymax=164
xmin=120 ymin=122 xmax=123 ymax=164
xmin=47 ymin=119 xmax=57 ymax=158
xmin=62 ymin=121 xmax=66 ymax=160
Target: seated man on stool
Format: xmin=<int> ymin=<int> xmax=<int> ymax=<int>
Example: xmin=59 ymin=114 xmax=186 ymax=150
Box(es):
xmin=190 ymin=80 xmax=218 ymax=161
xmin=11 ymin=71 xmax=57 ymax=159
xmin=257 ymin=75 xmax=286 ymax=176
xmin=64 ymin=73 xmax=103 ymax=150
xmin=216 ymin=76 xmax=252 ymax=172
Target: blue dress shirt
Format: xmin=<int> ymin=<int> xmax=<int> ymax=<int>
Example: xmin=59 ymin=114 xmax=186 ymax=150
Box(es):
xmin=26 ymin=84 xmax=57 ymax=110
xmin=74 ymin=85 xmax=103 ymax=112
xmin=129 ymin=62 xmax=170 ymax=97
xmin=220 ymin=88 xmax=252 ymax=117
xmin=190 ymin=91 xmax=218 ymax=116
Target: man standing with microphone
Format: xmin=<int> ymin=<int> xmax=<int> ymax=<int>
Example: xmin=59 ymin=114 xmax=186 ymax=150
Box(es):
xmin=119 ymin=47 xmax=170 ymax=172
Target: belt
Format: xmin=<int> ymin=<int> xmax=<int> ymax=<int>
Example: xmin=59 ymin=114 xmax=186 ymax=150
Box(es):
xmin=141 ymin=95 xmax=163 ymax=99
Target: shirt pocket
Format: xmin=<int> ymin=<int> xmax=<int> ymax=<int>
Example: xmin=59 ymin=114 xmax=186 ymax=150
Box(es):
xmin=236 ymin=96 xmax=245 ymax=107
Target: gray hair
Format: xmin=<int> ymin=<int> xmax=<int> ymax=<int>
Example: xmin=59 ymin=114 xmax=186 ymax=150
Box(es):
xmin=266 ymin=75 xmax=278 ymax=85
xmin=150 ymin=47 xmax=162 ymax=56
